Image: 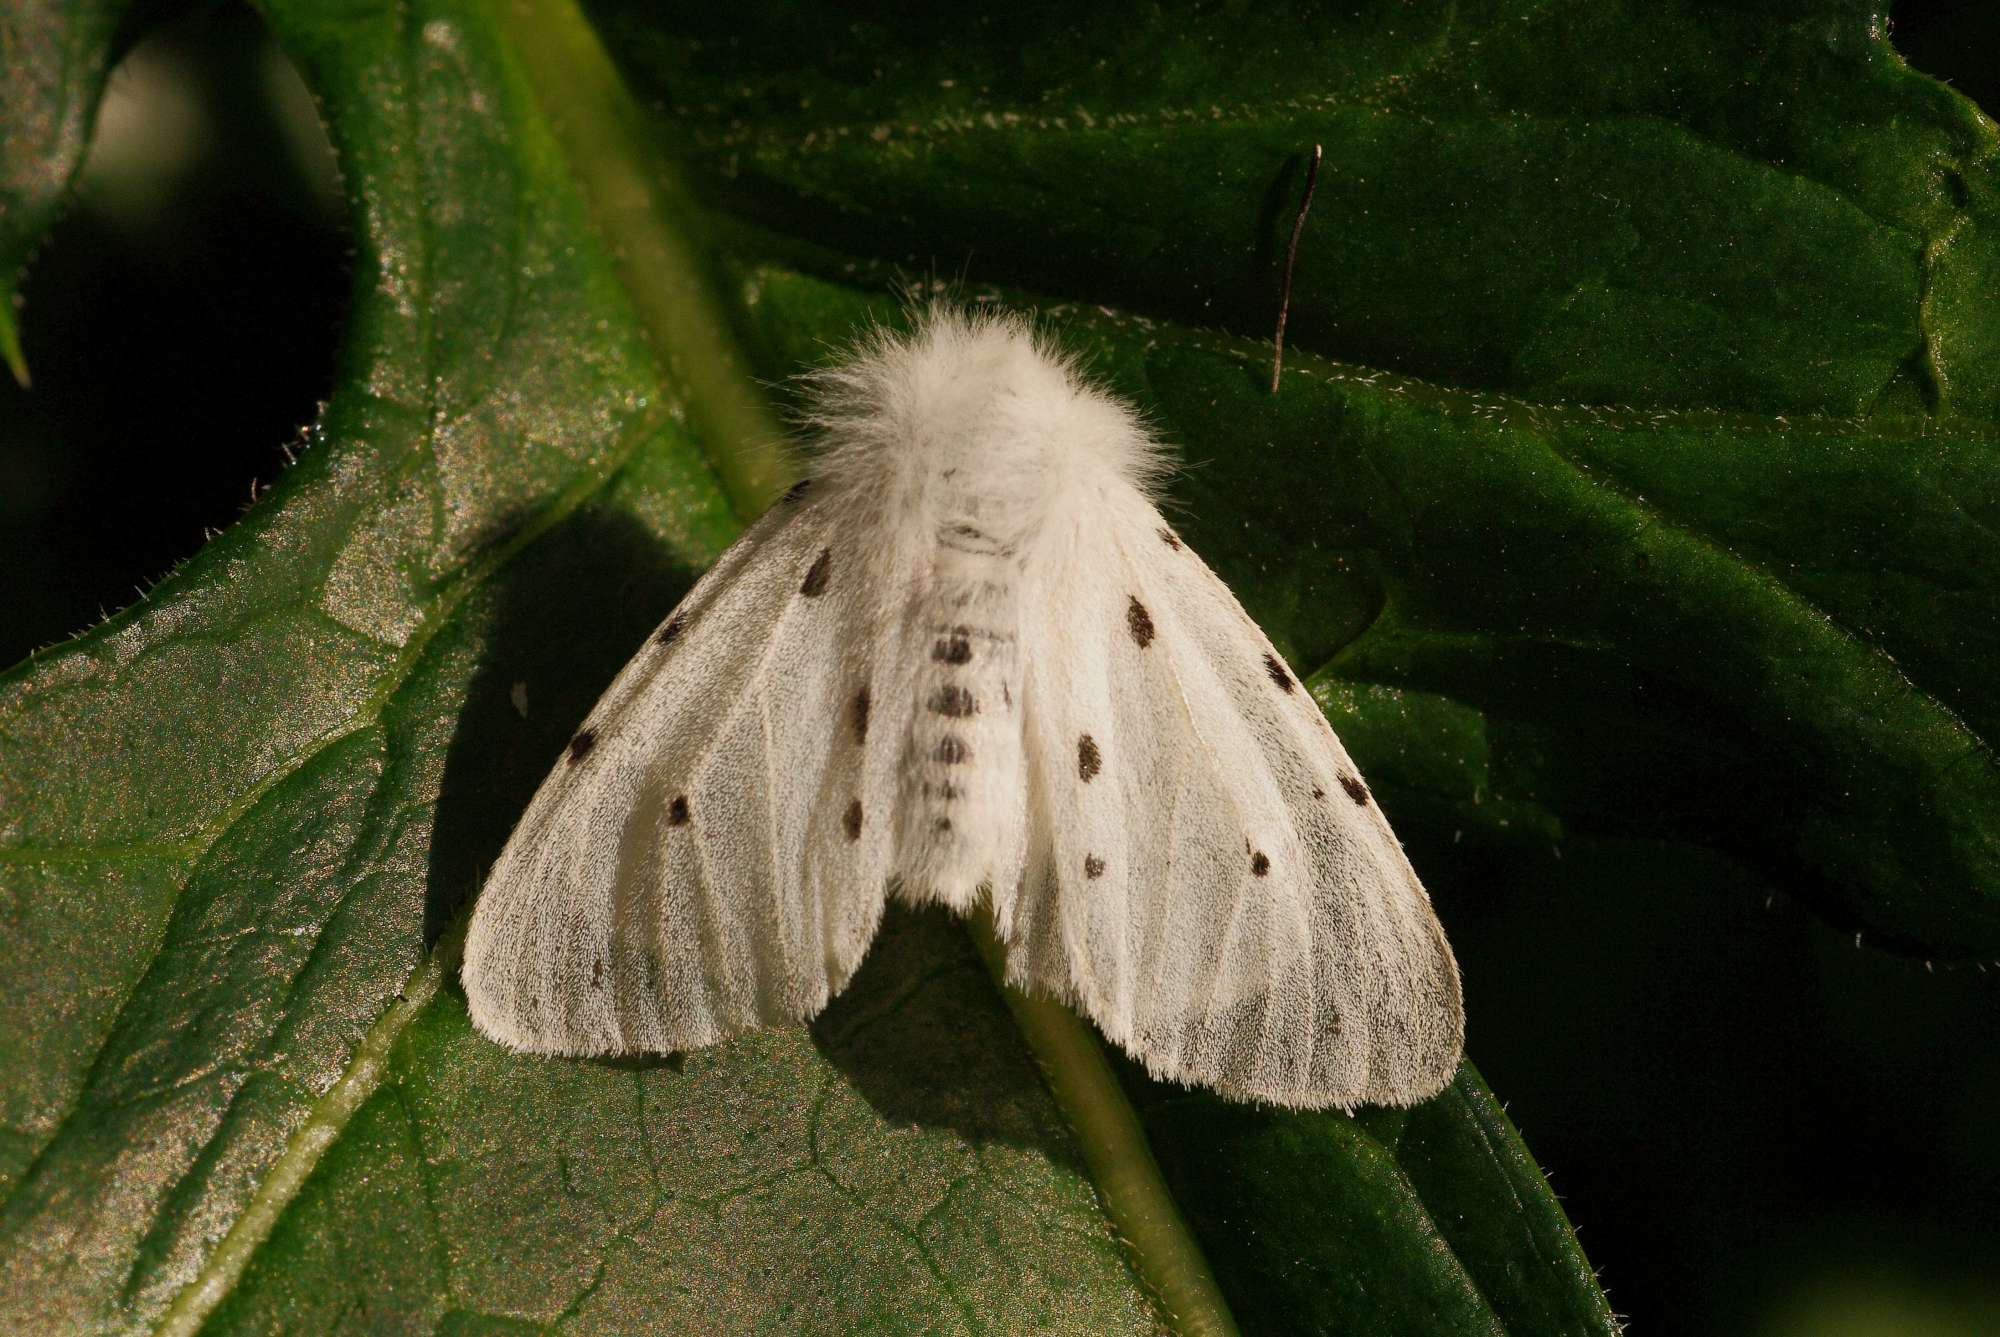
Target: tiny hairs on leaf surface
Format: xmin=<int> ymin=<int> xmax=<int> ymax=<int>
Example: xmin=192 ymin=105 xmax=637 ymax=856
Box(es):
xmin=462 ymin=306 xmax=1463 ymax=1110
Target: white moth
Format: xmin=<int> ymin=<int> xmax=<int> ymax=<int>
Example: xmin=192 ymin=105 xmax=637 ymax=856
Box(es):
xmin=463 ymin=308 xmax=1463 ymax=1109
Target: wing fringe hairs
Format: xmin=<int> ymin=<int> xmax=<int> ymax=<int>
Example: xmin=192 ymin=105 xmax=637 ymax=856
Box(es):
xmin=463 ymin=305 xmax=1464 ymax=1110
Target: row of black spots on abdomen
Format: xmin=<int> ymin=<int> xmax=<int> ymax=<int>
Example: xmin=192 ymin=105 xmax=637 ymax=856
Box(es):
xmin=921 ymin=648 xmax=988 ymax=819
xmin=925 ymin=617 xmax=1020 ymax=719
xmin=920 ymin=607 xmax=1021 ymax=841
xmin=929 ymin=621 xmax=1017 ymax=665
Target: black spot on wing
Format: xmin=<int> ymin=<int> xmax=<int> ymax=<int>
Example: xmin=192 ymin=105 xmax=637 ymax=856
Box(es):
xmin=852 ymin=686 xmax=870 ymax=743
xmin=656 ymin=615 xmax=684 ymax=647
xmin=567 ymin=730 xmax=596 ymax=763
xmin=844 ymin=798 xmax=863 ymax=841
xmin=1263 ymin=653 xmax=1296 ymax=692
xmin=1078 ymin=734 xmax=1101 ymax=782
xmin=929 ymin=685 xmax=976 ymax=717
xmin=1084 ymin=854 xmax=1106 ymax=880
xmin=668 ymin=795 xmax=690 ymax=825
xmin=1157 ymin=527 xmax=1182 ymax=551
xmin=1127 ymin=597 xmax=1155 ymax=648
xmin=933 ymin=633 xmax=973 ymax=664
xmin=800 ymin=548 xmax=833 ymax=596
xmin=1250 ymin=851 xmax=1270 ymax=877
xmin=783 ymin=477 xmax=813 ymax=503
xmin=1311 ymin=785 xmax=1325 ymax=801
xmin=591 ymin=957 xmax=604 ymax=988
xmin=934 ymin=736 xmax=971 ymax=764
xmin=1339 ymin=774 xmax=1370 ymax=806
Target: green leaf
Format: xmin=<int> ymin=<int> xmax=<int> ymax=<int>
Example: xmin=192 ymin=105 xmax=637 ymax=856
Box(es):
xmin=1141 ymin=1066 xmax=1607 ymax=1337
xmin=197 ymin=909 xmax=1156 ymax=1335
xmin=12 ymin=0 xmax=1993 ymax=1333
xmin=610 ymin=0 xmax=2000 ymax=953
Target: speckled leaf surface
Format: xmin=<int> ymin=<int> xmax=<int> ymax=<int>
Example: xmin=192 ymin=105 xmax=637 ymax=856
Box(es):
xmin=9 ymin=0 xmax=1992 ymax=1333
xmin=200 ymin=908 xmax=1155 ymax=1336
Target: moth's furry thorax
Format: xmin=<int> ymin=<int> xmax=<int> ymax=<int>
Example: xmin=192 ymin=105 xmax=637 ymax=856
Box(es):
xmin=799 ymin=307 xmax=1172 ymax=584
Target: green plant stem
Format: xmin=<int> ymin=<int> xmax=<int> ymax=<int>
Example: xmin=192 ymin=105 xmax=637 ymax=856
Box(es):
xmin=969 ymin=912 xmax=1241 ymax=1337
xmin=495 ymin=0 xmax=789 ymax=517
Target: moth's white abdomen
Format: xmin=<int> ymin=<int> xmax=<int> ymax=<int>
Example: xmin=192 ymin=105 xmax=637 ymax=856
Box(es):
xmin=892 ymin=511 xmax=1025 ymax=910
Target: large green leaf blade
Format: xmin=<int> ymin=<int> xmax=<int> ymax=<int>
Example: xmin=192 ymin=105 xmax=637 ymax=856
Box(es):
xmin=614 ymin=0 xmax=2000 ymax=953
xmin=0 ymin=1 xmax=715 ymax=1325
